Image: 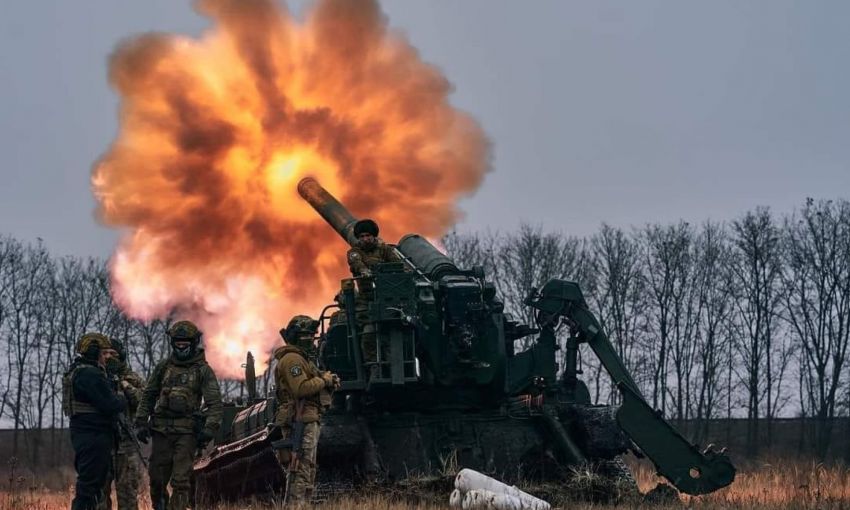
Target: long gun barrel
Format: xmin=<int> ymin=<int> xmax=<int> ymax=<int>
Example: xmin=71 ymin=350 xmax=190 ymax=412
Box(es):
xmin=297 ymin=176 xmax=462 ymax=280
xmin=297 ymin=177 xmax=359 ymax=246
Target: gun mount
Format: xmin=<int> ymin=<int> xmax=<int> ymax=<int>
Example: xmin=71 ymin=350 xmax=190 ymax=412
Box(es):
xmin=194 ymin=178 xmax=735 ymax=503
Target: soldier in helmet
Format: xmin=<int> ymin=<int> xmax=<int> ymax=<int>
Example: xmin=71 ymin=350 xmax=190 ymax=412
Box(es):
xmin=346 ymin=219 xmax=402 ymax=371
xmin=134 ymin=320 xmax=223 ymax=510
xmin=101 ymin=338 xmax=146 ymax=510
xmin=272 ymin=315 xmax=339 ymax=504
xmin=63 ymin=332 xmax=126 ymax=510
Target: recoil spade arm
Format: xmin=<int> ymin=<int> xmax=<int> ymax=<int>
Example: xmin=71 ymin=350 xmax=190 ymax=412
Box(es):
xmin=526 ymin=280 xmax=735 ymax=495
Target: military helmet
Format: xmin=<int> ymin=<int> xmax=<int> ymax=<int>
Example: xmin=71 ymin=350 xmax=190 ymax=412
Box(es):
xmin=168 ymin=320 xmax=202 ymax=339
xmin=280 ymin=315 xmax=319 ymax=350
xmin=168 ymin=320 xmax=201 ymax=361
xmin=76 ymin=332 xmax=111 ymax=360
xmin=110 ymin=338 xmax=127 ymax=363
xmin=353 ymin=218 xmax=379 ymax=237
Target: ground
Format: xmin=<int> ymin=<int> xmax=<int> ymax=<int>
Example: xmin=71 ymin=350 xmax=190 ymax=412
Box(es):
xmin=3 ymin=458 xmax=849 ymax=510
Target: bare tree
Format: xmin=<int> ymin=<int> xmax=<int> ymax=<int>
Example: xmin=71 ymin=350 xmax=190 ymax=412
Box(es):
xmin=729 ymin=208 xmax=786 ymax=456
xmin=0 ymin=235 xmax=21 ymax=422
xmin=2 ymin=240 xmax=53 ymax=455
xmin=781 ymin=199 xmax=850 ymax=459
xmin=441 ymin=229 xmax=500 ymax=276
xmin=641 ymin=222 xmax=694 ymax=417
xmin=588 ymin=224 xmax=646 ymax=404
xmin=128 ymin=317 xmax=174 ymax=377
xmin=496 ymin=224 xmax=591 ymax=326
xmin=691 ymin=222 xmax=735 ymax=443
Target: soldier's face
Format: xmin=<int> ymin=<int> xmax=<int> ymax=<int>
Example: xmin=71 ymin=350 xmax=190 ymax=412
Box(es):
xmin=174 ymin=340 xmax=190 ymax=350
xmin=98 ymin=348 xmax=118 ymax=368
xmin=358 ymin=232 xmax=376 ymax=246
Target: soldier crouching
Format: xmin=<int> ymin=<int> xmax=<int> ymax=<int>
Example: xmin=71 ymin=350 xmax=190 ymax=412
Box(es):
xmin=273 ymin=315 xmax=339 ymax=504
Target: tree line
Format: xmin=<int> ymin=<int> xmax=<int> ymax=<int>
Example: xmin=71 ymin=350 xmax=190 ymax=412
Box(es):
xmin=443 ymin=198 xmax=850 ymax=460
xmin=0 ymin=242 xmax=245 ymax=466
xmin=1 ymin=198 xmax=849 ymax=464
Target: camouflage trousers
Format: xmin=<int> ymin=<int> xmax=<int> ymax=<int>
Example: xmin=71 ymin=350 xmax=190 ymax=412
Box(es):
xmin=355 ymin=300 xmax=389 ymax=367
xmin=275 ymin=422 xmax=320 ymax=504
xmin=149 ymin=432 xmax=196 ymax=510
xmin=100 ymin=438 xmax=141 ymax=510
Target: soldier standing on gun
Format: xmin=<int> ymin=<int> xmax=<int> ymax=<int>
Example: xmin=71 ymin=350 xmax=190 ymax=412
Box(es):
xmin=101 ymin=338 xmax=146 ymax=510
xmin=346 ymin=219 xmax=400 ymax=278
xmin=134 ymin=321 xmax=223 ymax=510
xmin=346 ymin=218 xmax=401 ymax=375
xmin=63 ymin=333 xmax=126 ymax=510
xmin=273 ymin=315 xmax=339 ymax=505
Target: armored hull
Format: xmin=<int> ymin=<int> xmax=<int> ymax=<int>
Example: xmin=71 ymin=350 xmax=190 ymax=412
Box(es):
xmin=194 ymin=397 xmax=630 ymax=503
xmin=193 ymin=178 xmax=735 ymax=503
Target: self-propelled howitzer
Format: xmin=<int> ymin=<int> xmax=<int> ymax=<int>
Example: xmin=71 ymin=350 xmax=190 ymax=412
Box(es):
xmin=193 ymin=178 xmax=735 ymax=503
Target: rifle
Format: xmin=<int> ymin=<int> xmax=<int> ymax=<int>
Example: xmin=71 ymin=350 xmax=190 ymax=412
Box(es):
xmin=108 ymin=372 xmax=149 ymax=470
xmin=117 ymin=414 xmax=149 ymax=470
xmin=270 ymin=399 xmax=306 ymax=506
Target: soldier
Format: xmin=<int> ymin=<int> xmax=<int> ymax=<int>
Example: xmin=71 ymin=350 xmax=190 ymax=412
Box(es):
xmin=63 ymin=332 xmax=126 ymax=510
xmin=134 ymin=320 xmax=223 ymax=510
xmin=346 ymin=218 xmax=401 ymax=278
xmin=272 ymin=315 xmax=339 ymax=504
xmin=101 ymin=338 xmax=146 ymax=510
xmin=346 ymin=219 xmax=401 ymax=371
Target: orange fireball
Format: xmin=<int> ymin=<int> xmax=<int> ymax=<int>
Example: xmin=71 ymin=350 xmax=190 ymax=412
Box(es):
xmin=92 ymin=0 xmax=489 ymax=378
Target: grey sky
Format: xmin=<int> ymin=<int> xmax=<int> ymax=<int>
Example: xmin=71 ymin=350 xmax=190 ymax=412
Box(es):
xmin=1 ymin=1 xmax=848 ymax=258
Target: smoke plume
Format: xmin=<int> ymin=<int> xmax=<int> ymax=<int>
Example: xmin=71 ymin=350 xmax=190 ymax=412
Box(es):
xmin=93 ymin=0 xmax=489 ymax=378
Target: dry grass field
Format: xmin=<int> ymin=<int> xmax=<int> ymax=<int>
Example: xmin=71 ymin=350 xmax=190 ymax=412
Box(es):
xmin=3 ymin=458 xmax=850 ymax=510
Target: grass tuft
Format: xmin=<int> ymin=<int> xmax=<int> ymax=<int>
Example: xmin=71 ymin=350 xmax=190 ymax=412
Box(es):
xmin=6 ymin=457 xmax=850 ymax=509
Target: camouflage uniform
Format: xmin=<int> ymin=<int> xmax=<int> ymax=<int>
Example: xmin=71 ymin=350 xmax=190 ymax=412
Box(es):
xmin=101 ymin=355 xmax=146 ymax=510
xmin=273 ymin=319 xmax=336 ymax=504
xmin=347 ymin=239 xmax=401 ymax=363
xmin=136 ymin=322 xmax=222 ymax=510
xmin=346 ymin=239 xmax=401 ymax=277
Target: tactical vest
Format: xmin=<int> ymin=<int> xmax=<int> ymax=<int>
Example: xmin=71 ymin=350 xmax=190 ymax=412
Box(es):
xmin=62 ymin=363 xmax=99 ymax=417
xmin=153 ymin=363 xmax=204 ymax=418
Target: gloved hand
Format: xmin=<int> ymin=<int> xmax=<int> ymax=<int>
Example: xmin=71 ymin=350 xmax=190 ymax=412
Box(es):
xmin=196 ymin=429 xmax=215 ymax=449
xmin=321 ymin=371 xmax=336 ymax=389
xmin=134 ymin=418 xmax=150 ymax=444
xmin=360 ymin=269 xmax=373 ymax=278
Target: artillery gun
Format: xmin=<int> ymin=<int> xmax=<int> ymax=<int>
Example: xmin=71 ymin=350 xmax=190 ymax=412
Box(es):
xmin=193 ymin=178 xmax=735 ymax=503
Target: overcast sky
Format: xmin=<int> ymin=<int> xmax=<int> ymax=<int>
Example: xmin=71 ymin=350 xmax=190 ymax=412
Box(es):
xmin=1 ymin=1 xmax=848 ymax=258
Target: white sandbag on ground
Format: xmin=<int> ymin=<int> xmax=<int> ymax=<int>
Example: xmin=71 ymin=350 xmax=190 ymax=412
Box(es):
xmin=462 ymin=488 xmax=547 ymax=510
xmin=450 ymin=488 xmax=464 ymax=508
xmin=451 ymin=468 xmax=551 ymax=510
